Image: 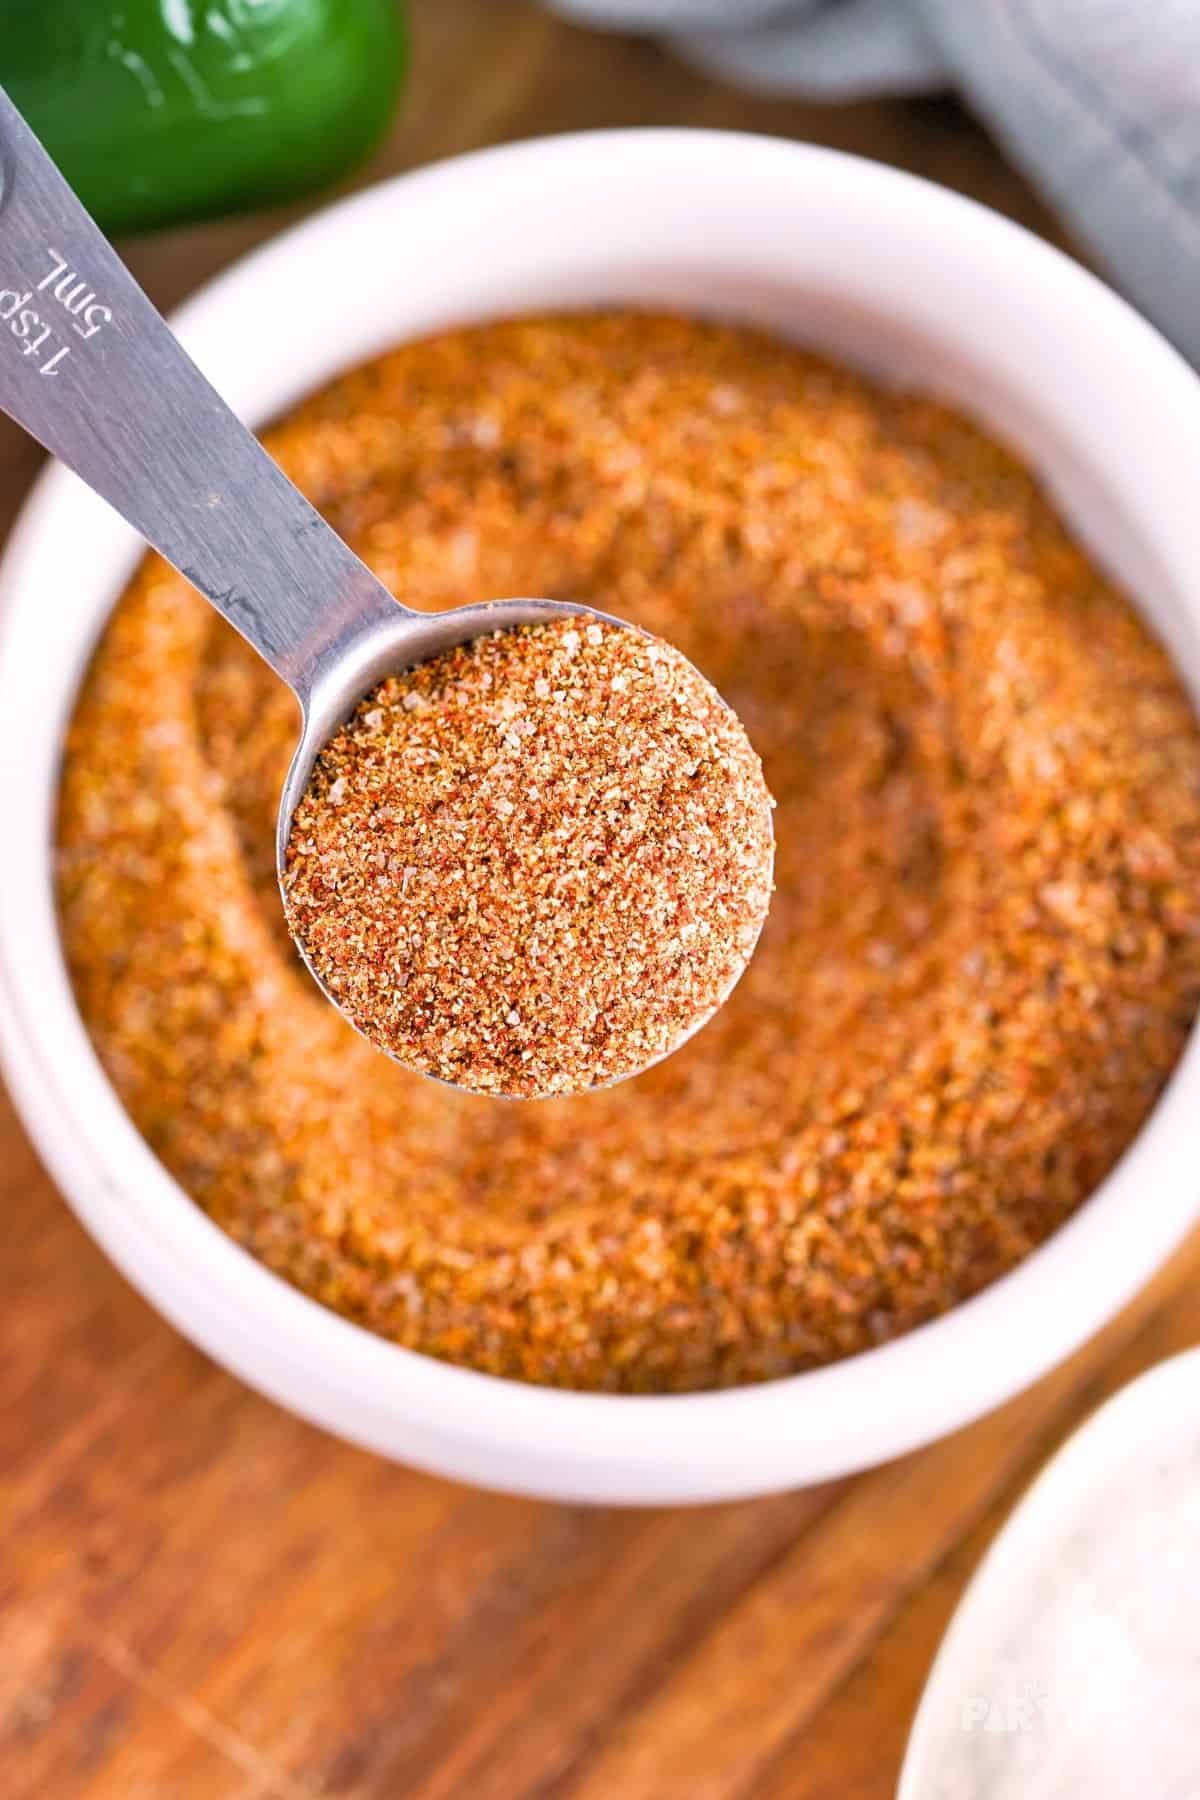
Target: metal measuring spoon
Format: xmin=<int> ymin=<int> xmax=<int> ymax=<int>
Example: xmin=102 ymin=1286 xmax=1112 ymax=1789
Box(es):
xmin=0 ymin=89 xmax=770 ymax=1091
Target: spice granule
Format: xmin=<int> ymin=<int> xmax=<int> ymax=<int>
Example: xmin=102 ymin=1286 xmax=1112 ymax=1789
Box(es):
xmin=282 ymin=617 xmax=774 ymax=1097
xmin=56 ymin=312 xmax=1200 ymax=1392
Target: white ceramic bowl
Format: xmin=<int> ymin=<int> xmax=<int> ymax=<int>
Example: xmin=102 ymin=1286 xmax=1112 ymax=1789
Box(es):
xmin=3 ymin=131 xmax=1199 ymax=1505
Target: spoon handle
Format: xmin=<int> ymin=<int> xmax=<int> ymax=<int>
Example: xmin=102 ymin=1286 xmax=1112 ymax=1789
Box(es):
xmin=0 ymin=85 xmax=399 ymax=708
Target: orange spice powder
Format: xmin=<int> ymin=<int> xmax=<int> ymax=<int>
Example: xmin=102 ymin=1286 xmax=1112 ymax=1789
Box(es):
xmin=283 ymin=617 xmax=774 ymax=1098
xmin=56 ymin=314 xmax=1200 ymax=1392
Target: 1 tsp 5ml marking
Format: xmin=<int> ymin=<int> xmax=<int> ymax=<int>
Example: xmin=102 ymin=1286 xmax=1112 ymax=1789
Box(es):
xmin=0 ymin=246 xmax=112 ymax=375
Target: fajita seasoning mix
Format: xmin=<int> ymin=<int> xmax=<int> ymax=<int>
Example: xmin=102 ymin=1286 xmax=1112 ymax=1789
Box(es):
xmin=57 ymin=314 xmax=1200 ymax=1393
xmin=282 ymin=617 xmax=774 ymax=1098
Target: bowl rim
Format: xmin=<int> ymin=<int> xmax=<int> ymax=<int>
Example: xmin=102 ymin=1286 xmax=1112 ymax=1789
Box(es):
xmin=3 ymin=126 xmax=1199 ymax=1502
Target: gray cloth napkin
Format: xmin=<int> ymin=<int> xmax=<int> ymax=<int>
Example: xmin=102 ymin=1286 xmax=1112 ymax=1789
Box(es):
xmin=547 ymin=0 xmax=1200 ymax=367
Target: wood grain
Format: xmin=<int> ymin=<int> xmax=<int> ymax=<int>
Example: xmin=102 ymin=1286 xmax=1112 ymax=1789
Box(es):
xmin=1 ymin=4 xmax=1194 ymax=1795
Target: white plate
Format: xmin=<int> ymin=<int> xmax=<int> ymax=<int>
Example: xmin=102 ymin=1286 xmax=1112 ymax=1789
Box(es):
xmin=901 ymin=1349 xmax=1200 ymax=1799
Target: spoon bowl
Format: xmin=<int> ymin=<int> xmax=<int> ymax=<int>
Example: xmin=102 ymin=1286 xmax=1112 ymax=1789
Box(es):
xmin=279 ymin=593 xmax=775 ymax=1093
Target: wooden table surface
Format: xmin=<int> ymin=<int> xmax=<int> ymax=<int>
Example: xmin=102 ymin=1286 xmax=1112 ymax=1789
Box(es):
xmin=3 ymin=5 xmax=1197 ymax=1795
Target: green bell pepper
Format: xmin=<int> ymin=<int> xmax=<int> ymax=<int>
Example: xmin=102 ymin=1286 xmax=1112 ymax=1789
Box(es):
xmin=3 ymin=1 xmax=408 ymax=235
